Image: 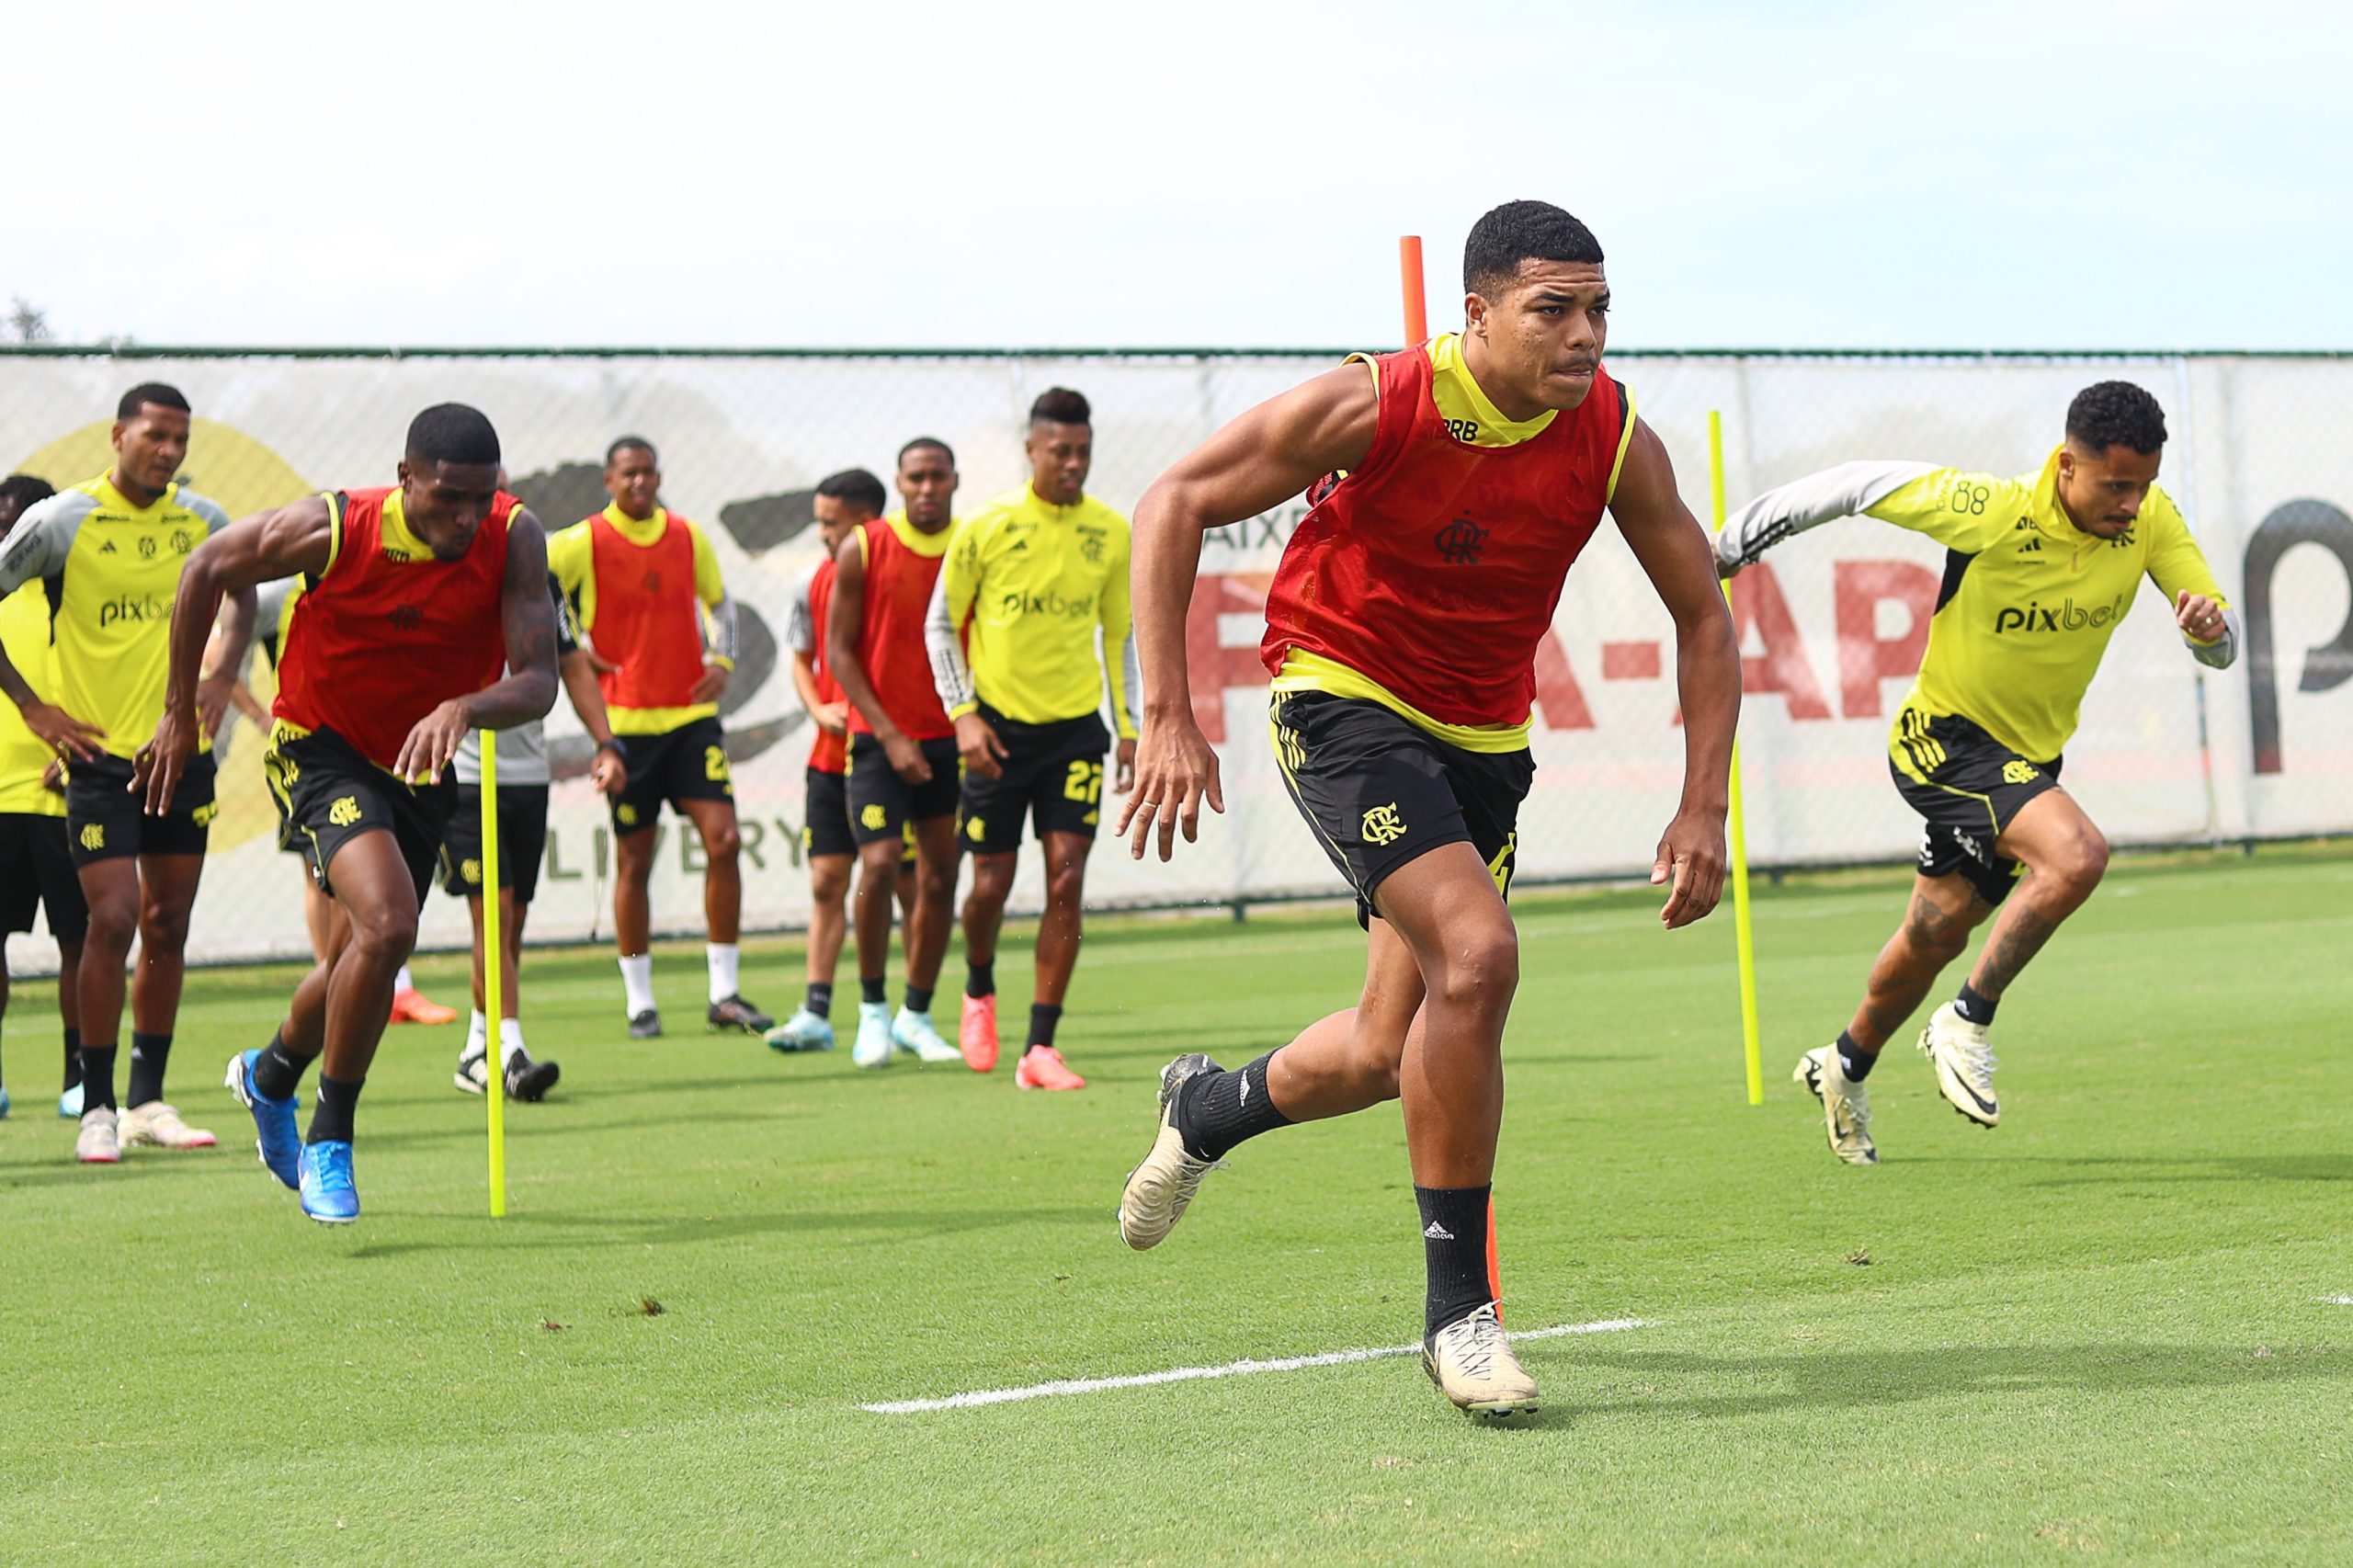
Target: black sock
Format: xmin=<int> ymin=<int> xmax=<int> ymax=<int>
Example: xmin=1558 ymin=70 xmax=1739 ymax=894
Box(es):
xmin=307 ymin=1074 xmax=364 ymax=1145
xmin=860 ymin=976 xmax=887 ymax=1006
xmin=1953 ymin=982 xmax=1998 ymax=1027
xmin=804 ymin=982 xmax=833 ymax=1020
xmin=905 ymin=984 xmax=934 ymax=1016
xmin=63 ymin=1026 xmax=82 ymax=1092
xmin=966 ymin=961 xmax=995 ymax=999
xmin=78 ymin=1044 xmax=118 ymax=1113
xmin=126 ymin=1030 xmax=173 ymax=1107
xmin=251 ymin=1029 xmax=314 ymax=1102
xmin=1415 ymin=1185 xmax=1495 ymax=1337
xmin=1176 ymin=1052 xmax=1292 ymax=1162
xmin=1027 ymin=1003 xmax=1063 ymax=1051
xmin=1835 ymin=1030 xmax=1878 ymax=1083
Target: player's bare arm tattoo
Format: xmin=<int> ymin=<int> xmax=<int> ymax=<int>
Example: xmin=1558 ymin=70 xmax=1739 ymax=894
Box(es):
xmin=1973 ymin=905 xmax=2058 ymax=999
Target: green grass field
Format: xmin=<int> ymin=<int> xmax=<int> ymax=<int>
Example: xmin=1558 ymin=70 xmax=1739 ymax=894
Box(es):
xmin=2 ymin=847 xmax=2347 ymax=1564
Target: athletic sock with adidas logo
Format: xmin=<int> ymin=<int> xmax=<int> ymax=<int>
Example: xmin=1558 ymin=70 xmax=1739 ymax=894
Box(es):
xmin=1415 ymin=1184 xmax=1495 ymax=1337
xmin=1176 ymin=1051 xmax=1290 ymax=1161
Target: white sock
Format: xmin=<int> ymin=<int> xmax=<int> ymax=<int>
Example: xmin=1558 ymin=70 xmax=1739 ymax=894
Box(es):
xmin=466 ymin=1009 xmax=490 ymax=1058
xmin=707 ymin=943 xmax=740 ymax=1005
xmin=499 ymin=1017 xmax=528 ymax=1064
xmin=394 ymin=964 xmax=415 ymax=994
xmin=619 ymin=953 xmax=655 ymax=1017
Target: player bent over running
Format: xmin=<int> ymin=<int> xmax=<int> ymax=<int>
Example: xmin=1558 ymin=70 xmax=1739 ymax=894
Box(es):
xmin=144 ymin=403 xmax=558 ymax=1224
xmin=1116 ymin=202 xmax=1739 ymax=1419
xmin=1719 ymin=381 xmax=2236 ymax=1165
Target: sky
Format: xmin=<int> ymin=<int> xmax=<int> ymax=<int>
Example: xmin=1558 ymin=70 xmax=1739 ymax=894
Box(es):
xmin=8 ymin=0 xmax=2347 ymax=352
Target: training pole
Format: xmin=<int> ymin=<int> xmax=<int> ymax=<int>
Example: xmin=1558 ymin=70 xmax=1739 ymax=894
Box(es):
xmin=1710 ymin=412 xmax=1765 ymax=1106
xmin=1398 ymin=236 xmax=1428 ymax=347
xmin=481 ymin=730 xmax=508 ymax=1215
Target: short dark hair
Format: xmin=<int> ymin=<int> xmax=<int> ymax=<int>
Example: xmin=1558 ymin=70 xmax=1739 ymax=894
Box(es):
xmin=897 ymin=437 xmax=955 ymax=469
xmin=117 ymin=382 xmax=190 ymax=421
xmin=814 ymin=467 xmax=887 ymax=516
xmin=606 ymin=435 xmax=656 ymax=469
xmin=0 ymin=473 xmax=56 ymax=513
xmin=2065 ymin=381 xmax=2167 ymax=456
xmin=1029 ymin=387 xmax=1090 ymax=427
xmin=1462 ymin=200 xmax=1604 ymax=297
xmin=405 ymin=403 xmax=502 ymax=468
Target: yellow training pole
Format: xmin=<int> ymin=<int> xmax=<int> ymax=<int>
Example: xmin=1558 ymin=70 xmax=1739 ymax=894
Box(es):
xmin=1710 ymin=412 xmax=1765 ymax=1106
xmin=480 ymin=730 xmax=508 ymax=1215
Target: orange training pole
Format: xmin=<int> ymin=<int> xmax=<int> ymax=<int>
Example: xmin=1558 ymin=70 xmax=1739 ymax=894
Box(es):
xmin=1399 ymin=235 xmax=1428 ymax=347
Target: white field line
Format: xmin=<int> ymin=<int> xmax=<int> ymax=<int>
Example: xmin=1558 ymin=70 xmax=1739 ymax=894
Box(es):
xmin=860 ymin=1317 xmax=1652 ymax=1415
xmin=2324 ymin=1295 xmax=2353 ymax=1306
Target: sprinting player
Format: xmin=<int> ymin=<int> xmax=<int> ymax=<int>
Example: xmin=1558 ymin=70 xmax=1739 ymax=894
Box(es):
xmin=0 ymin=385 xmax=250 ymax=1165
xmin=926 ymin=388 xmax=1137 ymax=1089
xmin=767 ymin=467 xmax=915 ymax=1052
xmin=146 ymin=403 xmax=558 ymax=1224
xmin=439 ymin=567 xmax=628 ymax=1098
xmin=1114 ymin=202 xmax=1739 ymax=1419
xmin=0 ymin=474 xmax=85 ymax=1121
xmin=825 ymin=437 xmax=966 ymax=1068
xmin=1717 ymin=381 xmax=2237 ymax=1166
xmin=550 ymin=437 xmax=769 ymax=1039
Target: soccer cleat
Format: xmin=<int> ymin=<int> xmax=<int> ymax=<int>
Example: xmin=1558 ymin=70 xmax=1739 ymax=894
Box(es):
xmin=764 ymin=1008 xmax=835 ymax=1052
xmin=1015 ymin=1044 xmax=1086 ymax=1092
xmin=891 ymin=1008 xmax=963 ymax=1065
xmin=119 ymin=1100 xmax=219 ymax=1150
xmin=0 ymin=1085 xmax=8 ymax=1119
xmin=59 ymin=1082 xmax=83 ymax=1119
xmin=707 ymin=994 xmax=776 ymax=1034
xmin=389 ymin=985 xmax=460 ymax=1026
xmin=1118 ymin=1053 xmax=1224 ymax=1249
xmin=960 ymin=994 xmax=999 ymax=1073
xmin=224 ymin=1050 xmax=302 ymax=1190
xmin=74 ymin=1107 xmax=121 ymax=1165
xmin=1794 ymin=1046 xmax=1877 ymax=1166
xmin=298 ymin=1141 xmax=359 ymax=1224
xmin=1423 ymin=1302 xmax=1541 ymax=1420
xmin=627 ymin=1008 xmax=664 ymax=1040
xmin=851 ymin=1002 xmax=893 ymax=1069
xmin=1919 ymin=1002 xmax=2000 ymax=1127
xmin=455 ymin=1049 xmax=561 ymax=1101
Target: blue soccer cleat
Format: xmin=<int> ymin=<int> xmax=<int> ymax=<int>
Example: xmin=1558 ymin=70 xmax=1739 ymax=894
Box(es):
xmin=851 ymin=1001 xmax=893 ymax=1070
xmin=59 ymin=1081 xmax=83 ymax=1119
xmin=225 ymin=1050 xmax=302 ymax=1190
xmin=0 ymin=1084 xmax=10 ymax=1119
xmin=298 ymin=1141 xmax=359 ymax=1224
xmin=764 ymin=1007 xmax=835 ymax=1053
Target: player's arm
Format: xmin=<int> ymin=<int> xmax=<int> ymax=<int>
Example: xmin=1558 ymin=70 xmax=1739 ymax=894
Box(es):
xmin=551 ymin=572 xmax=627 ymax=796
xmin=2143 ymin=495 xmax=2238 ymax=667
xmin=1716 ymin=460 xmax=2018 ymax=575
xmin=1611 ymin=420 xmax=1738 ymax=929
xmin=1099 ymin=523 xmax=1140 ymax=792
xmin=825 ymin=530 xmax=930 ymax=783
xmin=394 ymin=511 xmax=561 ymax=783
xmin=783 ymin=565 xmax=845 ymax=736
xmin=688 ymin=525 xmax=736 ymax=705
xmin=0 ymin=495 xmax=107 ymax=758
xmin=1120 ymin=362 xmax=1380 ymax=860
xmin=928 ymin=530 xmax=1003 ymax=779
xmin=188 ymin=496 xmax=258 ymax=744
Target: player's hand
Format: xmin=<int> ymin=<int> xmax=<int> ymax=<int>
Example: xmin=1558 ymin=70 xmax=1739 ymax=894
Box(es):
xmin=882 ymin=730 xmax=932 ymax=784
xmin=689 ymin=661 xmax=730 ymax=705
xmin=1651 ymin=806 xmax=1728 ymax=929
xmin=577 ymin=640 xmax=620 ymax=676
xmin=194 ymin=672 xmax=236 ymax=744
xmin=2175 ymin=590 xmax=2227 ymax=642
xmin=1117 ymin=711 xmax=1223 ymax=862
xmin=813 ymin=699 xmax=849 ymax=736
xmin=590 ymin=740 xmax=628 ymax=797
xmin=40 ymin=756 xmax=65 ymax=793
xmin=395 ymin=699 xmax=474 ymax=785
xmin=1114 ymin=736 xmax=1138 ymax=794
xmin=24 ymin=702 xmax=107 ymax=763
xmin=133 ymin=705 xmax=201 ymax=815
xmin=954 ymin=712 xmax=1006 ymax=780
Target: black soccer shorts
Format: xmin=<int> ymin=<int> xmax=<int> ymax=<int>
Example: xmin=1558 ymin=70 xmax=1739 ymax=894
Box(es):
xmin=64 ymin=751 xmax=216 ymax=865
xmin=1890 ymin=709 xmax=2063 ymax=907
xmin=958 ymin=705 xmax=1110 ymax=856
xmin=266 ymin=723 xmax=454 ymax=905
xmin=609 ymin=716 xmax=733 ymax=837
xmin=439 ymin=783 xmax=551 ymax=904
xmin=0 ymin=812 xmax=88 ymax=939
xmin=845 ymin=733 xmax=961 ymax=847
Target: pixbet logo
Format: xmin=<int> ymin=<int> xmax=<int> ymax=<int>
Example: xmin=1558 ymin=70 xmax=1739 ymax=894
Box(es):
xmin=1992 ymin=594 xmax=2128 ymax=635
xmin=98 ymin=593 xmax=171 ymax=627
xmin=997 ymin=588 xmax=1098 ymax=619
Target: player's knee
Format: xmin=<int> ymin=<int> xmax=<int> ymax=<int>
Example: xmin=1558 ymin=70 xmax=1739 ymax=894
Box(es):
xmin=702 ymin=821 xmax=741 ymax=862
xmin=2048 ymin=827 xmax=2109 ymax=894
xmin=83 ymin=897 xmax=137 ymax=955
xmin=1044 ymin=861 xmax=1086 ymax=909
xmin=137 ymin=905 xmax=192 ymax=959
xmin=347 ymin=903 xmax=418 ymax=965
xmin=1431 ymin=926 xmax=1519 ymax=1014
xmin=810 ymin=860 xmax=851 ymax=903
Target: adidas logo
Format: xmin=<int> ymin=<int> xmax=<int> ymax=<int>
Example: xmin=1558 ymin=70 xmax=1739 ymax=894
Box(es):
xmin=1422 ymin=1221 xmax=1455 ymax=1242
xmin=1237 ymin=1074 xmax=1249 ymax=1108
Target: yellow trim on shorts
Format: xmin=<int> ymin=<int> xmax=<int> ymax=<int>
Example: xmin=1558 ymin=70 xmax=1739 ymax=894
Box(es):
xmin=1265 ymin=692 xmax=1361 ymax=893
xmin=1269 ymin=650 xmax=1532 ymax=753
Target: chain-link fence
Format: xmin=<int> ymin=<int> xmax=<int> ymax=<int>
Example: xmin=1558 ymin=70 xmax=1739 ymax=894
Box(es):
xmin=3 ymin=347 xmax=2347 ymax=969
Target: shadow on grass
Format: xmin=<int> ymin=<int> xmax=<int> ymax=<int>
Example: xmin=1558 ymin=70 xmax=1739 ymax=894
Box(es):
xmin=341 ymin=1202 xmax=1102 ymax=1259
xmin=1901 ymin=1153 xmax=2353 ymax=1186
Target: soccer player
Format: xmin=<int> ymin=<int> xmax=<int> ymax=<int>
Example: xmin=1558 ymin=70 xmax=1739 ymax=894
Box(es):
xmin=1716 ymin=381 xmax=2237 ymax=1166
xmin=826 ymin=437 xmax=967 ymax=1068
xmin=0 ymin=385 xmax=250 ymax=1164
xmin=1114 ymin=202 xmax=1739 ymax=1419
xmin=439 ymin=568 xmax=628 ymax=1098
xmin=550 ymin=437 xmax=770 ymax=1039
xmin=147 ymin=402 xmax=559 ymax=1223
xmin=926 ymin=388 xmax=1138 ymax=1089
xmin=767 ymin=468 xmax=916 ymax=1052
xmin=0 ymin=474 xmax=85 ymax=1122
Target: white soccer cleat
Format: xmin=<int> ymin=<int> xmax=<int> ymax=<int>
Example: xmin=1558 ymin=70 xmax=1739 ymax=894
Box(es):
xmin=890 ymin=1008 xmax=963 ymax=1065
xmin=118 ymin=1100 xmax=218 ymax=1150
xmin=1794 ymin=1046 xmax=1877 ymax=1165
xmin=1422 ymin=1302 xmax=1540 ymax=1421
xmin=851 ymin=1002 xmax=894 ymax=1070
xmin=1118 ymin=1054 xmax=1224 ymax=1250
xmin=1919 ymin=1002 xmax=1999 ymax=1127
xmin=75 ymin=1107 xmax=121 ymax=1165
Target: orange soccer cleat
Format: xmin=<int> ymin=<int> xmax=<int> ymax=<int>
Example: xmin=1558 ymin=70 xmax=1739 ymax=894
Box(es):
xmin=960 ymin=994 xmax=1000 ymax=1073
xmin=389 ymin=985 xmax=460 ymax=1026
xmin=1014 ymin=1045 xmax=1085 ymax=1092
